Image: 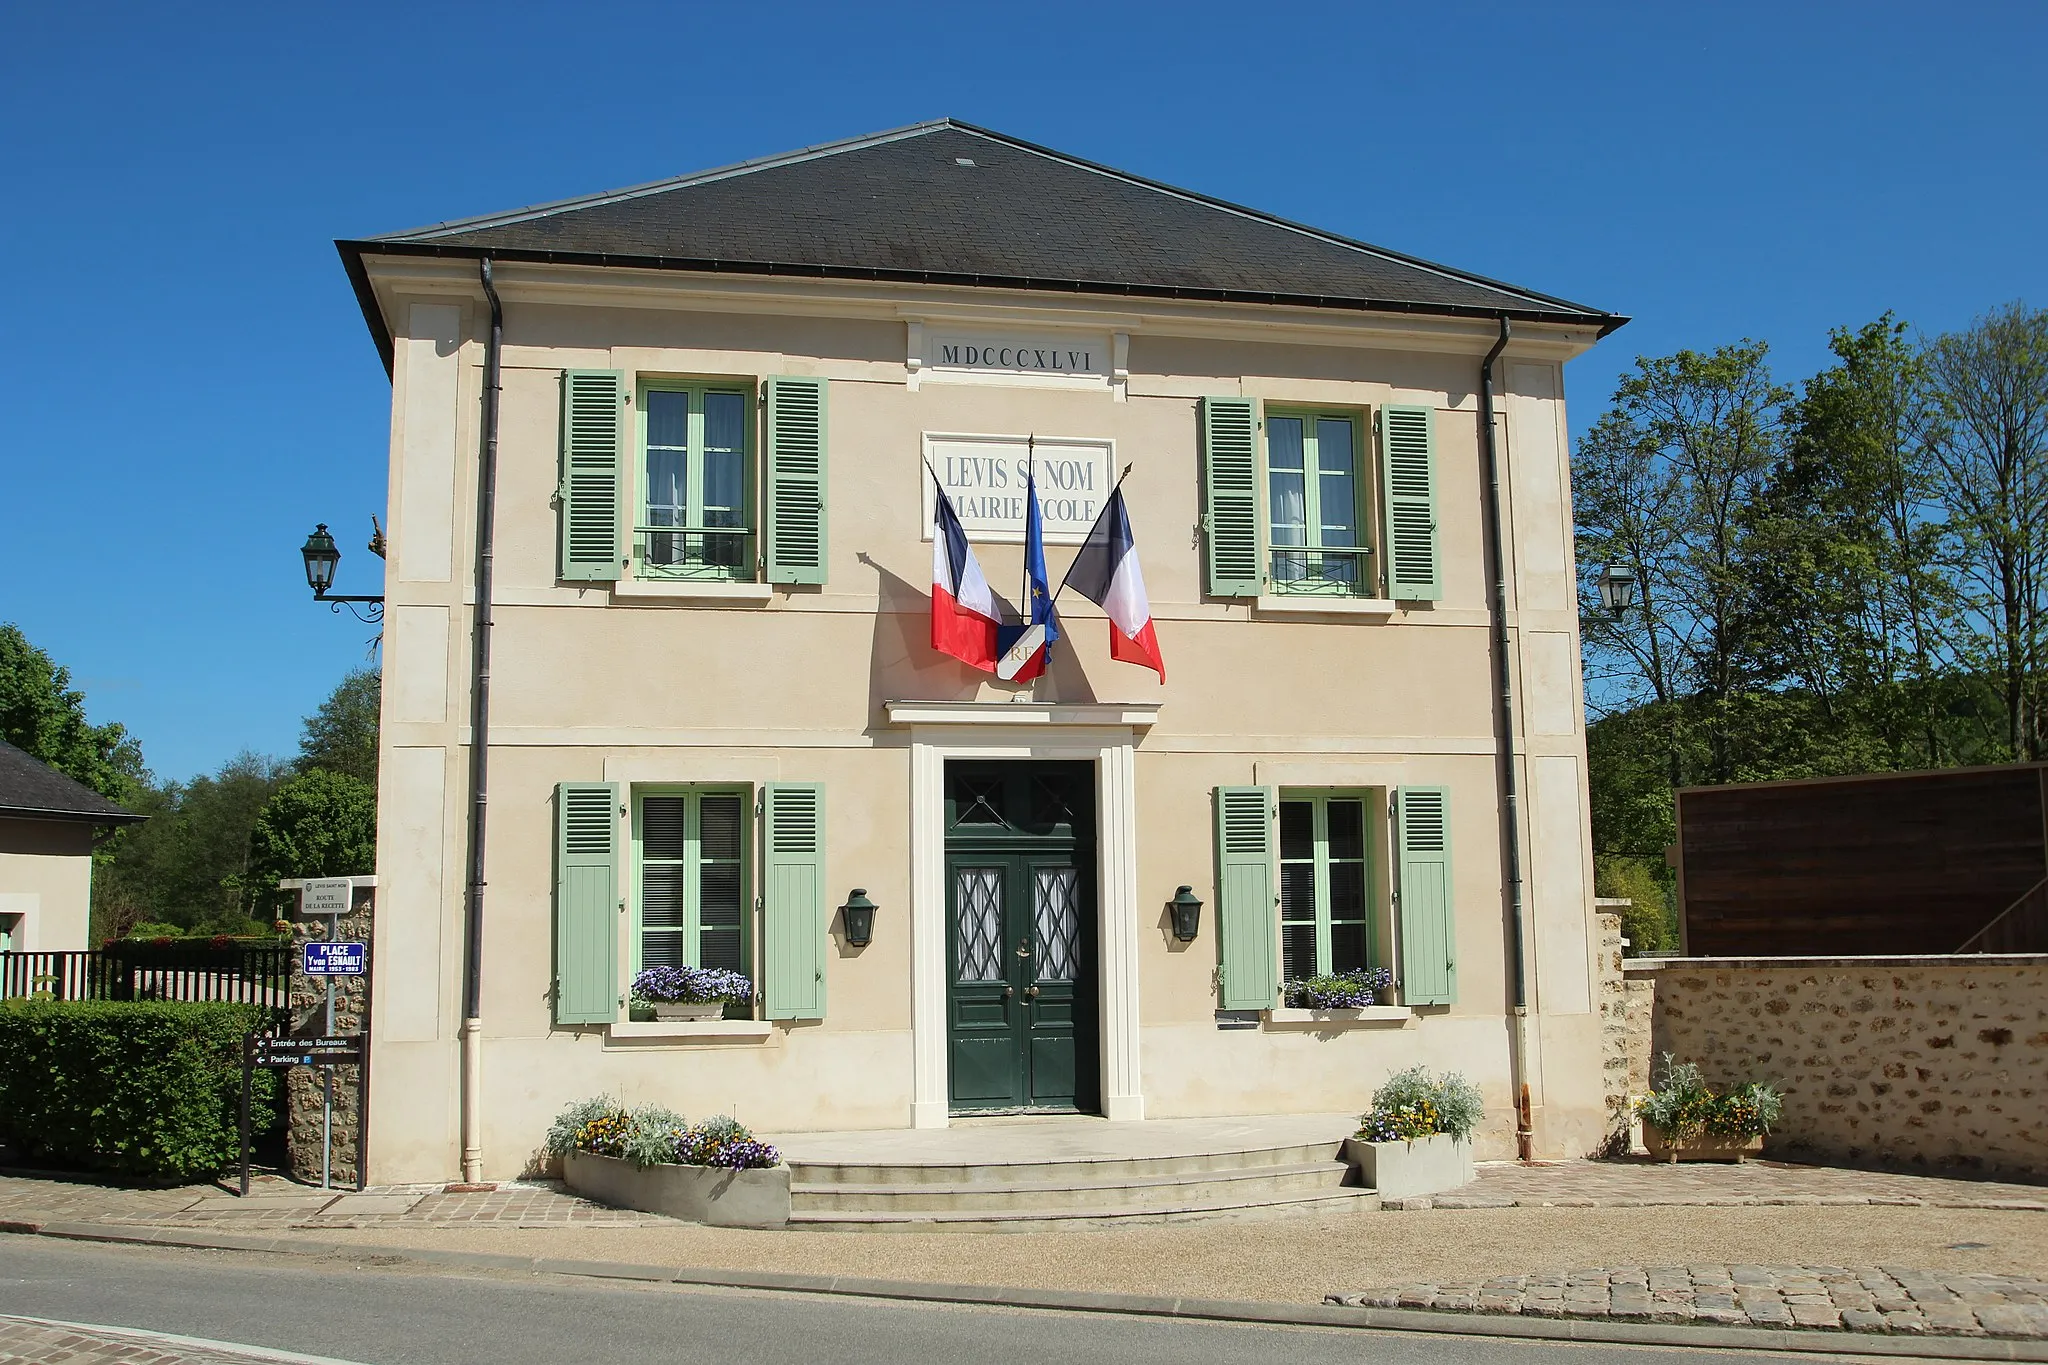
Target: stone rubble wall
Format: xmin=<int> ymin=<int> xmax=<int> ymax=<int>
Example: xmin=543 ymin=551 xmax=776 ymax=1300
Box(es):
xmin=1611 ymin=954 xmax=2048 ymax=1179
xmin=285 ymin=886 xmax=372 ymax=1187
xmin=1594 ymin=908 xmax=1657 ymax=1155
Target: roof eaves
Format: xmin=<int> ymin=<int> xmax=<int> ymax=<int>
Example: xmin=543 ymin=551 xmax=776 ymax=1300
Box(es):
xmin=339 ymin=238 xmax=1625 ymax=332
xmin=0 ymin=801 xmax=147 ymax=826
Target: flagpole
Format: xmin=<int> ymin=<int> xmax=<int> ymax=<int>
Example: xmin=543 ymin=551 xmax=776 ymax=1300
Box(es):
xmin=1052 ymin=463 xmax=1136 ymax=601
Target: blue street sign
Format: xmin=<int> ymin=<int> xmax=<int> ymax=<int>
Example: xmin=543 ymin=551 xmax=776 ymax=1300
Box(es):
xmin=303 ymin=941 xmax=367 ymax=976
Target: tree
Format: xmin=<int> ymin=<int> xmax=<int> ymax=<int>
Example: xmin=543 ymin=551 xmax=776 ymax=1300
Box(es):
xmin=0 ymin=623 xmax=145 ymax=803
xmin=94 ymin=753 xmax=288 ymax=937
xmin=1576 ymin=342 xmax=1790 ymax=787
xmin=297 ymin=669 xmax=379 ymax=785
xmin=246 ymin=769 xmax=377 ymax=916
xmin=1924 ymin=302 xmax=2048 ymax=761
xmin=1746 ymin=316 xmax=1962 ymax=768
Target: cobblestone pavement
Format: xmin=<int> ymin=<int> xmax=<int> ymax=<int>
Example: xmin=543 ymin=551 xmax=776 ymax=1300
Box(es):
xmin=0 ymin=1316 xmax=352 ymax=1364
xmin=1332 ymin=1265 xmax=2048 ymax=1338
xmin=0 ymin=1175 xmax=666 ymax=1230
xmin=1389 ymin=1157 xmax=2048 ymax=1210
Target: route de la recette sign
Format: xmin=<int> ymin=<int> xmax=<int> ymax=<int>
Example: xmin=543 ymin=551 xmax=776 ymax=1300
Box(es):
xmin=922 ymin=433 xmax=1116 ymax=545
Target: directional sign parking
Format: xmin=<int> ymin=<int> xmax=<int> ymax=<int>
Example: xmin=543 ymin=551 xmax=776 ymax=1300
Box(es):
xmin=303 ymin=941 xmax=367 ymax=975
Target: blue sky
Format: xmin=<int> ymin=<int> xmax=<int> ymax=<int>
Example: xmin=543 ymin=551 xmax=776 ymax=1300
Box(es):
xmin=3 ymin=2 xmax=2042 ymax=781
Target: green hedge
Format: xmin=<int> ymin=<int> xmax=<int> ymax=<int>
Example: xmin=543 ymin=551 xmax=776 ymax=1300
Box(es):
xmin=0 ymin=1000 xmax=276 ymax=1181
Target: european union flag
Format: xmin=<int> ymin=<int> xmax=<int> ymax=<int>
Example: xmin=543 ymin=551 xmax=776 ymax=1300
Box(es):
xmin=995 ymin=462 xmax=1061 ymax=680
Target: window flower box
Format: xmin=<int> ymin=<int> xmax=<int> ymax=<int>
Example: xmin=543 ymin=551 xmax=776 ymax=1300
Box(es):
xmin=564 ymin=1149 xmax=790 ymax=1228
xmin=648 ymin=1001 xmax=726 ymax=1022
xmin=1341 ymin=1132 xmax=1474 ymax=1199
xmin=629 ymin=966 xmax=753 ymax=1022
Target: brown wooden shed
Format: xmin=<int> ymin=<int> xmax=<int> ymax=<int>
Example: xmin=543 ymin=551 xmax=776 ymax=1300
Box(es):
xmin=1676 ymin=763 xmax=2048 ymax=956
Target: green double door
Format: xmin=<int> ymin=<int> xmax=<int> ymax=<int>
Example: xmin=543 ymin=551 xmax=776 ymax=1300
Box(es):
xmin=945 ymin=761 xmax=1099 ymax=1114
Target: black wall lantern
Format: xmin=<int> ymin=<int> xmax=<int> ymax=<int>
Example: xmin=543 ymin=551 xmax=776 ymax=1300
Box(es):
xmin=1170 ymin=885 xmax=1203 ymax=943
xmin=840 ymin=889 xmax=877 ymax=947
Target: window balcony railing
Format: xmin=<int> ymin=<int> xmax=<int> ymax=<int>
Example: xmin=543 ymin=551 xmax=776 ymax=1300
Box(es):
xmin=634 ymin=527 xmax=756 ymax=582
xmin=1269 ymin=546 xmax=1377 ymax=597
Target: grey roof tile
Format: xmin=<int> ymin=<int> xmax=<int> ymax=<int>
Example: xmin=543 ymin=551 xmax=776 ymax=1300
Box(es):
xmin=0 ymin=741 xmax=144 ymax=824
xmin=340 ymin=121 xmax=1622 ymax=368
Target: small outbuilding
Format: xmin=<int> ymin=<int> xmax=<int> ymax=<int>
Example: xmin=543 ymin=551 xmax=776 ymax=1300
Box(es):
xmin=0 ymin=740 xmax=145 ymax=953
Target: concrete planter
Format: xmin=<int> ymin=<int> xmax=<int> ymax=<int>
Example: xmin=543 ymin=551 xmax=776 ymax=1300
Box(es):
xmin=1642 ymin=1127 xmax=1763 ymax=1163
xmin=1341 ymin=1132 xmax=1474 ymax=1199
xmin=563 ymin=1149 xmax=791 ymax=1228
xmin=648 ymin=1000 xmax=727 ymax=1021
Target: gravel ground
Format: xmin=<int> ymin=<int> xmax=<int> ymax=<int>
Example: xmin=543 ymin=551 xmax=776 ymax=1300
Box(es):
xmin=304 ymin=1204 xmax=2048 ymax=1305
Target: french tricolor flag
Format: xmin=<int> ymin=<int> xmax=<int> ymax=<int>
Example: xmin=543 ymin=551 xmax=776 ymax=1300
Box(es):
xmin=930 ymin=474 xmax=1001 ymax=672
xmin=1061 ymin=487 xmax=1166 ymax=681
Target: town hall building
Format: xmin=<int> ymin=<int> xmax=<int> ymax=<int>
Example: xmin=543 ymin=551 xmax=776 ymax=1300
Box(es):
xmin=338 ymin=120 xmax=1626 ymax=1186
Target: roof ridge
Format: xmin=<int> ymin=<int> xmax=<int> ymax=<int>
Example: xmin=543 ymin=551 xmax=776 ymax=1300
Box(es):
xmin=369 ymin=119 xmax=963 ymax=243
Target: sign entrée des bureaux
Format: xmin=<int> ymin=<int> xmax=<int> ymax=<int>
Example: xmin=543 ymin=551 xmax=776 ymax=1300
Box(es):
xmin=922 ymin=433 xmax=1115 ymax=545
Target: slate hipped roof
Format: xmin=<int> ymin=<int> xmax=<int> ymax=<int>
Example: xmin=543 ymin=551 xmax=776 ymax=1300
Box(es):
xmin=0 ymin=741 xmax=144 ymax=826
xmin=339 ymin=120 xmax=1624 ymax=369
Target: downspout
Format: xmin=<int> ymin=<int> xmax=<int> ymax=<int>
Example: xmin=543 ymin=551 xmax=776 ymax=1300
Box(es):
xmin=458 ymin=258 xmax=503 ymax=1186
xmin=1476 ymin=316 xmax=1536 ymax=1160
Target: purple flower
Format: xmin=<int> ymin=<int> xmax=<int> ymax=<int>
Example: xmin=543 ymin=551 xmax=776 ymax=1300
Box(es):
xmin=630 ymin=966 xmax=754 ymax=1004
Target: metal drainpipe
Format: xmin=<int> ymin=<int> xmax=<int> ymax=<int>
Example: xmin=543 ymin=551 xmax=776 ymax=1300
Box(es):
xmin=1476 ymin=316 xmax=1536 ymax=1160
xmin=459 ymin=258 xmax=503 ymax=1186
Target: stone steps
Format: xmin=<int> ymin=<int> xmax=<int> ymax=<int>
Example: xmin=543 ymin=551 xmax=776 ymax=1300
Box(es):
xmin=784 ymin=1133 xmax=1375 ymax=1229
xmin=788 ymin=1139 xmax=1340 ymax=1188
xmin=788 ymin=1185 xmax=1377 ymax=1231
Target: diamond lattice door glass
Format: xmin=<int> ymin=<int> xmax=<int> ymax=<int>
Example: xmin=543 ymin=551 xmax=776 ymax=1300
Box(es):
xmin=954 ymin=867 xmax=1005 ymax=982
xmin=1033 ymin=867 xmax=1080 ymax=981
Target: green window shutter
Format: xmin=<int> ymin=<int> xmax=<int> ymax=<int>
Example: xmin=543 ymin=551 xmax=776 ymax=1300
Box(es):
xmin=761 ymin=782 xmax=826 ymax=1019
xmin=1215 ymin=785 xmax=1278 ymax=1009
xmin=764 ymin=377 xmax=828 ymax=585
xmin=1395 ymin=786 xmax=1455 ymax=1004
xmin=554 ymin=782 xmax=620 ymax=1025
xmin=1201 ymin=397 xmax=1263 ymax=598
xmin=559 ymin=370 xmax=624 ymax=581
xmin=1380 ymin=404 xmax=1441 ymax=600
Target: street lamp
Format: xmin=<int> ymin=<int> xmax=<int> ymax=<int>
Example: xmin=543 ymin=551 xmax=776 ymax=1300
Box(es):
xmin=301 ymin=525 xmax=340 ymax=596
xmin=300 ymin=523 xmax=384 ymax=623
xmin=1596 ymin=563 xmax=1639 ymax=618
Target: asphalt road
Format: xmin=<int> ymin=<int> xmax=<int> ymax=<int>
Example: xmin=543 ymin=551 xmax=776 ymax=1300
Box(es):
xmin=0 ymin=1236 xmax=1884 ymax=1365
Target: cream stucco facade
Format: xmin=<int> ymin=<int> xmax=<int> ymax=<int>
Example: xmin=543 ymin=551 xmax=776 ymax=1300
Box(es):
xmin=353 ymin=255 xmax=1612 ymax=1184
xmin=0 ymin=817 xmax=95 ymax=954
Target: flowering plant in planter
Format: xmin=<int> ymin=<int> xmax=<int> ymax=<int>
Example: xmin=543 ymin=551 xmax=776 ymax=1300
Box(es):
xmin=1356 ymin=1066 xmax=1483 ymax=1143
xmin=544 ymin=1096 xmax=780 ymax=1170
xmin=1283 ymin=967 xmax=1395 ymax=1009
xmin=630 ymin=966 xmax=754 ymax=1006
xmin=1637 ymin=1054 xmax=1782 ymax=1142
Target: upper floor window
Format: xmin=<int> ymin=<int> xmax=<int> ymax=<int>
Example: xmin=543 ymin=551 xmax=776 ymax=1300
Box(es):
xmin=638 ymin=381 xmax=755 ymax=581
xmin=1199 ymin=398 xmax=1440 ymax=603
xmin=1267 ymin=410 xmax=1373 ymax=597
